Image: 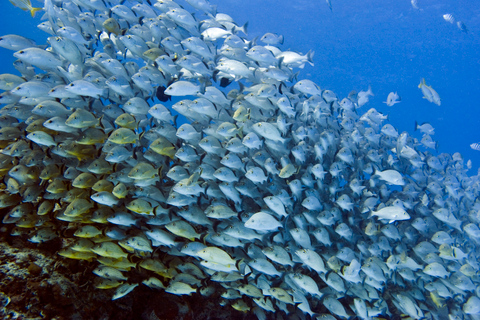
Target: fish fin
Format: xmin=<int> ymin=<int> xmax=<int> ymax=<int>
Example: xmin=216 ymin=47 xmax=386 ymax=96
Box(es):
xmin=238 ymin=81 xmax=245 ymax=93
xmin=233 ymin=21 xmax=248 ymax=36
xmin=367 ymin=85 xmax=374 ymax=96
xmin=212 ymin=70 xmax=219 ymax=82
xmin=236 ymin=125 xmax=244 ymax=139
xmin=367 ymin=210 xmax=374 ymax=220
xmin=198 ymin=81 xmax=206 ymax=95
xmin=172 ymin=114 xmax=178 ymax=127
xmin=242 ymin=21 xmax=249 ymax=35
xmin=278 ymin=83 xmax=283 ymax=95
xmin=418 ymin=78 xmax=425 ymax=88
xmin=307 ymin=50 xmax=315 ymax=66
xmin=276 ymin=56 xmax=284 ymax=69
xmin=290 ymin=71 xmax=299 ymax=83
xmin=30 ymin=7 xmax=43 ymax=17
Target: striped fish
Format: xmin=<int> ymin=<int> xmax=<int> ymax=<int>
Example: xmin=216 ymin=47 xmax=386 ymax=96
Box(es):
xmin=470 ymin=143 xmax=480 ymax=151
xmin=443 ymin=14 xmax=455 ymax=24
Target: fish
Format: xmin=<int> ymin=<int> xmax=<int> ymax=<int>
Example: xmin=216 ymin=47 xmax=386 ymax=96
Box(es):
xmin=415 ymin=121 xmax=435 ymax=135
xmin=443 ymin=14 xmax=455 ymax=24
xmin=9 ymin=0 xmax=42 ymax=17
xmin=470 ymin=143 xmax=480 ymax=151
xmin=0 ymin=35 xmax=43 ymax=51
xmin=244 ymin=212 xmax=282 ymax=231
xmin=260 ymin=33 xmax=284 ymax=46
xmin=374 ymin=169 xmax=405 ymax=186
xmin=26 ymin=131 xmax=56 ymax=147
xmin=326 ymin=0 xmax=333 ymax=11
xmin=383 ymin=92 xmax=401 ymax=106
xmin=13 ymin=48 xmax=63 ymax=70
xmin=369 ymin=206 xmax=411 ymax=223
xmin=418 ymin=78 xmax=441 ymax=106
xmin=164 ymin=81 xmax=205 ymax=96
xmin=457 ymin=21 xmax=468 ymax=33
xmin=357 ymin=86 xmax=374 ymax=107
xmin=112 ymin=284 xmax=138 ymax=300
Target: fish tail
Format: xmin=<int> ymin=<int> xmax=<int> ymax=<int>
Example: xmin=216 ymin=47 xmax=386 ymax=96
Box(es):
xmin=242 ymin=21 xmax=249 ymax=36
xmin=307 ymin=50 xmax=315 ymax=66
xmin=367 ymin=85 xmax=374 ymax=96
xmin=418 ymin=78 xmax=425 ymax=88
xmin=233 ymin=22 xmax=248 ymax=36
xmin=30 ymin=7 xmax=42 ymax=17
xmin=367 ymin=210 xmax=374 ymax=220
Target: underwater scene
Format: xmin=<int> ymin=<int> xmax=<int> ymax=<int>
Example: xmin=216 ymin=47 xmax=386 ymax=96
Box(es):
xmin=0 ymin=0 xmax=480 ymax=319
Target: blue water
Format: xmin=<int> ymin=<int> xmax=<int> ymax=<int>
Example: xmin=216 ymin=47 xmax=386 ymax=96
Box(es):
xmin=1 ymin=0 xmax=480 ymax=168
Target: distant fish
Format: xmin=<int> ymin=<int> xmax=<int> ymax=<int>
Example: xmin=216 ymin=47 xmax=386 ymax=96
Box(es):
xmin=357 ymin=86 xmax=374 ymax=107
xmin=326 ymin=0 xmax=333 ymax=11
xmin=383 ymin=92 xmax=401 ymax=106
xmin=421 ymin=134 xmax=437 ymax=150
xmin=9 ymin=0 xmax=42 ymax=17
xmin=411 ymin=0 xmax=420 ymax=10
xmin=418 ymin=78 xmax=441 ymax=106
xmin=470 ymin=143 xmax=480 ymax=151
xmin=443 ymin=14 xmax=455 ymax=24
xmin=457 ymin=21 xmax=468 ymax=33
xmin=415 ymin=121 xmax=435 ymax=135
xmin=260 ymin=33 xmax=284 ymax=46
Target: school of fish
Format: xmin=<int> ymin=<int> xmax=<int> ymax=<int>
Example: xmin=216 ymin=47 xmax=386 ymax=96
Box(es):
xmin=1 ymin=0 xmax=480 ymax=319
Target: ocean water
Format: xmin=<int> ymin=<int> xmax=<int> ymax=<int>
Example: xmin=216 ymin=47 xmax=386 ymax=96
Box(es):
xmin=1 ymin=1 xmax=479 ymax=169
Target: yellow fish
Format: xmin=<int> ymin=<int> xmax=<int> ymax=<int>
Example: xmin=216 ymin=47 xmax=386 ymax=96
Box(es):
xmin=74 ymin=225 xmax=102 ymax=238
xmin=139 ymin=259 xmax=176 ymax=278
xmin=114 ymin=113 xmax=137 ymax=130
xmin=77 ymin=128 xmax=107 ymax=145
xmin=149 ymin=137 xmax=176 ymax=159
xmin=70 ymin=239 xmax=94 ymax=253
xmin=58 ymin=248 xmax=96 ymax=261
xmin=9 ymin=0 xmax=42 ymax=17
xmin=72 ymin=172 xmax=97 ymax=189
xmin=97 ymin=257 xmax=136 ymax=271
xmin=112 ymin=183 xmax=128 ymax=199
xmin=95 ymin=279 xmax=123 ymax=290
xmin=108 ymin=128 xmax=138 ymax=144
xmin=102 ymin=18 xmax=124 ymax=36
xmin=92 ymin=179 xmax=114 ymax=192
xmin=126 ymin=198 xmax=154 ymax=215
xmin=128 ymin=162 xmax=160 ymax=180
xmin=91 ymin=242 xmax=128 ymax=259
